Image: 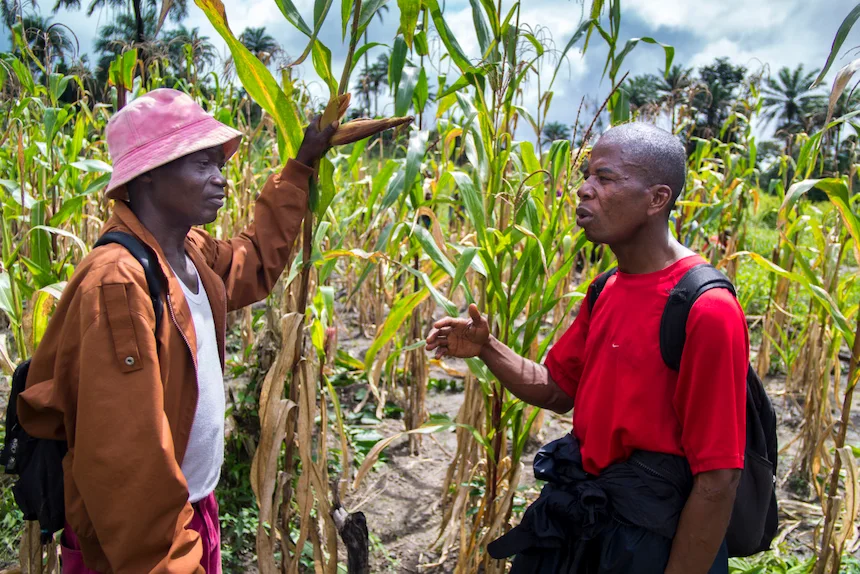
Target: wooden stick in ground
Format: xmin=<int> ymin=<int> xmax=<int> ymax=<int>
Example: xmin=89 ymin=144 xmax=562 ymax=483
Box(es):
xmin=330 ymin=479 xmax=370 ymax=574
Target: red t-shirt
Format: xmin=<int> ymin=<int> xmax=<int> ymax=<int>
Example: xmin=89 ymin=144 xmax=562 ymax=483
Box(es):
xmin=545 ymin=255 xmax=748 ymax=476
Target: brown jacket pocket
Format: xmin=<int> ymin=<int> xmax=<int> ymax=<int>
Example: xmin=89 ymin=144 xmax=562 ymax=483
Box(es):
xmin=102 ymin=284 xmax=143 ymax=373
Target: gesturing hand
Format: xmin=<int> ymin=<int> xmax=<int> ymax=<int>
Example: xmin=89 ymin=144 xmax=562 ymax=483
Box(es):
xmin=295 ymin=115 xmax=338 ymax=167
xmin=426 ymin=304 xmax=490 ymax=359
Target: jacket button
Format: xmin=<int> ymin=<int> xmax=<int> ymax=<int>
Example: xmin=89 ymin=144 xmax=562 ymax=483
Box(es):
xmin=125 ymin=356 xmax=135 ymax=366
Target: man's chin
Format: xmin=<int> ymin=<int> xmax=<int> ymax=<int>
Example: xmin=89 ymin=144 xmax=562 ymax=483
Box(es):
xmin=195 ymin=211 xmax=219 ymax=226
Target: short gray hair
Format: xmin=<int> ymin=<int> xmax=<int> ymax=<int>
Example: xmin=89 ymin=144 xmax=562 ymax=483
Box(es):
xmin=598 ymin=122 xmax=687 ymax=206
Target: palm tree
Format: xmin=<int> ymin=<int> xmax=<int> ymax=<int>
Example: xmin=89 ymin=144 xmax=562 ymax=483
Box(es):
xmin=352 ymin=65 xmax=374 ymax=115
xmin=360 ymin=2 xmax=389 ymax=106
xmin=624 ymin=74 xmax=660 ymax=117
xmin=367 ymin=53 xmax=388 ymax=116
xmin=15 ymin=13 xmax=75 ymax=69
xmin=93 ymin=7 xmax=158 ymax=87
xmin=761 ymin=65 xmax=826 ymax=136
xmin=656 ymin=64 xmax=693 ymax=130
xmin=52 ymin=0 xmax=186 ymax=47
xmin=239 ymin=26 xmax=280 ymax=65
xmin=1 ymin=0 xmax=20 ymax=27
xmin=691 ymin=57 xmax=747 ymax=141
xmin=163 ymin=25 xmax=216 ymax=80
xmin=541 ymin=121 xmax=570 ymax=147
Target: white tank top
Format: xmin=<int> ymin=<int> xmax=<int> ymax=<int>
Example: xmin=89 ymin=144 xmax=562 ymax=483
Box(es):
xmin=171 ymin=256 xmax=225 ymax=503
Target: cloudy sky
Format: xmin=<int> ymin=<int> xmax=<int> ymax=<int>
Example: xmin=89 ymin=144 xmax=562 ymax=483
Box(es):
xmin=3 ymin=0 xmax=856 ymax=139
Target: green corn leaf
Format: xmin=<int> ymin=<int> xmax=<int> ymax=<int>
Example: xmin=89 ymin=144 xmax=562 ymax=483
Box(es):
xmin=395 ymin=66 xmax=418 ymax=116
xmin=451 ymin=171 xmax=486 ymax=245
xmin=382 ymin=130 xmax=427 ymax=210
xmin=734 ymin=251 xmax=854 ymax=348
xmin=818 ymin=179 xmax=860 ymax=265
xmin=47 ymin=73 xmax=70 ymax=106
xmin=811 ymin=3 xmax=860 ymax=88
xmin=121 ymin=49 xmax=137 ymax=88
xmin=50 ymin=195 xmax=87 ymax=227
xmin=389 ymin=35 xmax=408 ymax=95
xmin=450 ymin=246 xmax=477 ymax=305
xmin=315 ymin=156 xmax=336 ymax=217
xmin=523 ymin=32 xmax=544 ymax=56
xmin=341 ymin=0 xmax=353 ymax=39
xmin=31 ymin=285 xmax=65 ymax=350
xmin=549 ymin=18 xmax=595 ymax=88
xmin=273 ymin=0 xmax=313 ymax=35
xmin=28 ymin=225 xmax=88 ymax=256
xmin=609 ymin=88 xmax=630 ymax=125
xmin=363 ymin=287 xmax=427 ymax=369
xmin=292 ymin=0 xmax=338 ymax=67
xmin=70 ymin=159 xmax=112 ymax=173
xmin=312 ymin=39 xmax=339 ymax=98
xmin=358 ymin=0 xmax=390 ymax=34
xmin=44 ymin=107 xmax=70 ymax=148
xmin=609 ymin=37 xmax=674 ymax=82
xmin=0 ymin=271 xmax=17 ymax=323
xmin=351 ymin=42 xmax=386 ymax=72
xmin=470 ymin=0 xmax=492 ymax=56
xmin=414 ymin=29 xmax=429 ymax=56
xmin=413 ymin=67 xmax=429 ymax=114
xmin=398 ymin=0 xmax=420 ymax=47
xmin=11 ymin=58 xmax=35 ymax=95
xmin=29 ymin=202 xmax=50 ymax=277
xmin=196 ymin=0 xmax=303 ymax=158
xmin=411 ymin=224 xmax=455 ymax=276
xmin=425 ymin=0 xmax=472 ymax=73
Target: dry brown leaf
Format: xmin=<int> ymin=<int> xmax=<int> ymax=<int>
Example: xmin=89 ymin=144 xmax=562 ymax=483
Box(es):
xmin=826 ymin=58 xmax=860 ymax=125
xmin=836 ymin=447 xmax=860 ymax=553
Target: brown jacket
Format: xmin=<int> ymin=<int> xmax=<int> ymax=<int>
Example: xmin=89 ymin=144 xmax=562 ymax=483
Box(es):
xmin=18 ymin=159 xmax=313 ymax=573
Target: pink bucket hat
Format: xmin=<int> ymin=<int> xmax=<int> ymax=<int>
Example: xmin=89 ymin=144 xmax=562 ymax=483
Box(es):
xmin=105 ymin=88 xmax=242 ymax=200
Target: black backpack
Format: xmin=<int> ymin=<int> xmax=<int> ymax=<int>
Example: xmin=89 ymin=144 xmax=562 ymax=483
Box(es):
xmin=588 ymin=263 xmax=778 ymax=558
xmin=0 ymin=232 xmax=163 ymax=544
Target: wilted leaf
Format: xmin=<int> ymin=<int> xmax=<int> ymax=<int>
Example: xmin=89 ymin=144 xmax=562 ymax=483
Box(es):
xmin=398 ymin=0 xmax=420 ymax=47
xmin=825 ymin=58 xmax=860 ymax=125
xmin=195 ymin=0 xmax=303 ymax=158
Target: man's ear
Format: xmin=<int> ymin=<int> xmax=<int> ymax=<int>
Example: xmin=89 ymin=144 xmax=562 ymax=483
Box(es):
xmin=647 ymin=184 xmax=673 ymax=216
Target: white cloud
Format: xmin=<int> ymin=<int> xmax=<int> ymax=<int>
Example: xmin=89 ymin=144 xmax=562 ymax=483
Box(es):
xmin=625 ymin=0 xmax=796 ymax=40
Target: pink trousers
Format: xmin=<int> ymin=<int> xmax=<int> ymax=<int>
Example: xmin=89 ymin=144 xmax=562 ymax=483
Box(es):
xmin=60 ymin=492 xmax=222 ymax=574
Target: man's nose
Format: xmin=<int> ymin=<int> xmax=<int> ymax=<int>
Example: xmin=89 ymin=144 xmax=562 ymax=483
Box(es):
xmin=211 ymin=172 xmax=227 ymax=187
xmin=577 ymin=177 xmax=595 ymax=201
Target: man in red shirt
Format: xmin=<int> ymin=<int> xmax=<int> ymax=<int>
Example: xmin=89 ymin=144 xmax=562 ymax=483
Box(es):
xmin=426 ymin=123 xmax=747 ymax=573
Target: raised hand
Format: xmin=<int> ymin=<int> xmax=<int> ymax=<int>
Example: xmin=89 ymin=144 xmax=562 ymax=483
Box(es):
xmin=426 ymin=304 xmax=490 ymax=359
xmin=295 ymin=115 xmax=338 ymax=167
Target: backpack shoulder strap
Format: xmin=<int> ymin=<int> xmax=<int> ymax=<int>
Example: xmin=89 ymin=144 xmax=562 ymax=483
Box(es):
xmin=587 ymin=267 xmax=618 ymax=312
xmin=93 ymin=232 xmax=164 ymax=332
xmin=660 ymin=263 xmax=736 ymax=371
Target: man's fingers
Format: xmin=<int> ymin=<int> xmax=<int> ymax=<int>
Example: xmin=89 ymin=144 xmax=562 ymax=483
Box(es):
xmin=427 ymin=327 xmax=448 ymax=342
xmin=433 ymin=317 xmax=456 ymax=329
xmin=468 ymin=303 xmax=482 ymax=323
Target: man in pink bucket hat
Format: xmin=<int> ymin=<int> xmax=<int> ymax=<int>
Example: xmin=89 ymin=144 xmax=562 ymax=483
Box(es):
xmin=17 ymin=88 xmax=336 ymax=573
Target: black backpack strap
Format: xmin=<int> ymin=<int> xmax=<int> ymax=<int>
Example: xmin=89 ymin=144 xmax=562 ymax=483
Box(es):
xmin=93 ymin=232 xmax=164 ymax=333
xmin=587 ymin=267 xmax=618 ymax=312
xmin=660 ymin=263 xmax=736 ymax=371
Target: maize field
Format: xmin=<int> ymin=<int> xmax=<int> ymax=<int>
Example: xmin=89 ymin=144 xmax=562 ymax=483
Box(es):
xmin=1 ymin=0 xmax=860 ymax=572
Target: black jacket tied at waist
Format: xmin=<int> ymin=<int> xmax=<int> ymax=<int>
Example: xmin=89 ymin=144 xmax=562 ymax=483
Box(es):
xmin=488 ymin=433 xmax=694 ymax=573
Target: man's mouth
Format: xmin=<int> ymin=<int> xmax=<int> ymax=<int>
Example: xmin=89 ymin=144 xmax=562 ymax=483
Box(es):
xmin=206 ymin=194 xmax=225 ymax=207
xmin=575 ymin=207 xmax=593 ymax=226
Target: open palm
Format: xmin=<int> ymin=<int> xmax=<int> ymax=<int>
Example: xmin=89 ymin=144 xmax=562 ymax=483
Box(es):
xmin=426 ymin=304 xmax=490 ymax=359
